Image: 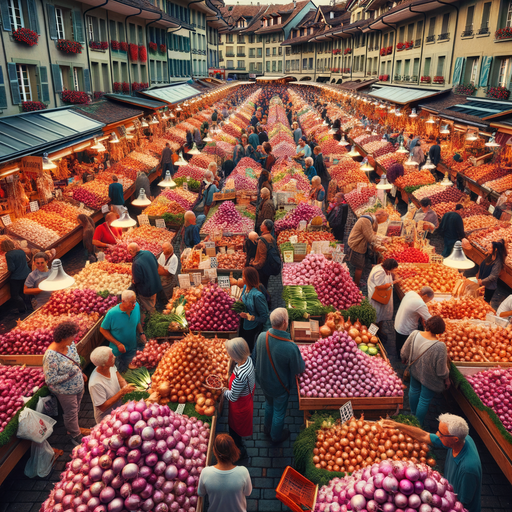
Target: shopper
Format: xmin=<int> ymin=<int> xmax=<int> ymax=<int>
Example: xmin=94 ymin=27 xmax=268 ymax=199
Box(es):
xmin=257 ymin=168 xmax=273 ymax=199
xmin=262 ymin=143 xmax=276 ymax=173
xmin=88 ymin=346 xmax=135 ymax=423
xmin=309 ymin=176 xmax=325 ymax=203
xmin=255 ymin=308 xmax=305 ymax=444
xmin=394 ymin=286 xmax=434 ymax=357
xmin=128 ymin=243 xmax=162 ymax=315
xmin=429 ymin=138 xmax=442 ymax=167
xmin=293 ymin=137 xmax=312 ymax=167
xmin=313 ymin=145 xmax=330 ymax=196
xmin=292 ymin=122 xmax=302 ymax=144
xmin=24 ymin=252 xmax=52 ymax=309
xmin=157 ymin=242 xmax=179 ymax=301
xmin=327 ymin=193 xmax=348 ymax=242
xmin=250 ymin=219 xmax=278 ymax=288
xmin=43 ymin=320 xmax=87 ymax=446
xmin=134 ymin=170 xmax=151 ymax=198
xmin=413 ymin=197 xmax=439 ymax=231
xmin=233 ymin=134 xmax=255 ymax=166
xmin=381 ymin=414 xmax=482 ymax=512
xmin=347 ymin=210 xmax=389 ymax=286
xmin=438 ymin=205 xmax=465 ymax=257
xmin=100 ymin=290 xmax=146 ymax=373
xmin=497 ymin=293 xmax=512 ymax=320
xmin=256 ymin=187 xmax=275 ymax=232
xmin=197 ymin=434 xmax=252 ymax=512
xmin=184 ymin=211 xmax=203 ymax=248
xmin=477 ymin=239 xmax=506 ymax=303
xmin=108 ymin=175 xmax=125 ymax=216
xmin=77 ymin=214 xmax=96 ymax=262
xmin=401 ymin=316 xmax=449 ymax=425
xmin=258 ymin=125 xmax=268 ymax=144
xmin=243 ymin=232 xmax=259 ymax=267
xmin=160 ymin=142 xmax=174 ymax=178
xmin=247 ymin=126 xmax=259 ymax=150
xmin=1 ymin=238 xmax=31 ymax=313
xmin=223 ymin=338 xmax=255 ymax=460
xmin=93 ymin=212 xmax=122 ymax=250
xmin=367 ymin=258 xmax=400 ymax=341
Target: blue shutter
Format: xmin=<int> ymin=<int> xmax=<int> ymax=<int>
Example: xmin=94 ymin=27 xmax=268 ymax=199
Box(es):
xmin=157 ymin=62 xmax=162 ymax=82
xmin=7 ymin=63 xmax=20 ymax=104
xmin=0 ymin=0 xmax=11 ymax=31
xmin=39 ymin=66 xmax=50 ymax=102
xmin=0 ymin=66 xmax=7 ymax=108
xmin=47 ymin=4 xmax=57 ymax=40
xmin=51 ymin=64 xmax=62 ymax=93
xmin=72 ymin=10 xmax=85 ymax=43
xmin=26 ymin=0 xmax=39 ymax=34
xmin=83 ymin=68 xmax=91 ymax=92
xmin=452 ymin=57 xmax=464 ymax=85
xmin=479 ymin=56 xmax=493 ymax=88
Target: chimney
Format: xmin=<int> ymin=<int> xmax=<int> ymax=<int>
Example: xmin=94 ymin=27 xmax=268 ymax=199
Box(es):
xmin=293 ymin=0 xmax=296 ymax=6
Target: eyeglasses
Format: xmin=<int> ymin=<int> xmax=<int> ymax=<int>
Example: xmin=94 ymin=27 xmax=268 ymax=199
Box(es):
xmin=437 ymin=430 xmax=457 ymax=439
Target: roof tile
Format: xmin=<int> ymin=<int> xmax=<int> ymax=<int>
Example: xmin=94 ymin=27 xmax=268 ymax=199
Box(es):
xmin=72 ymin=100 xmax=144 ymax=125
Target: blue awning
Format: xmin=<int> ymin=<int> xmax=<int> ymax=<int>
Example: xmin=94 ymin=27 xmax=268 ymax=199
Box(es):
xmin=140 ymin=83 xmax=200 ymax=105
xmin=0 ymin=108 xmax=105 ymax=164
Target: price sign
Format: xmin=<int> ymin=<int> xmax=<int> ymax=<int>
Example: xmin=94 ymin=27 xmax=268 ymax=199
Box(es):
xmin=368 ymin=323 xmax=379 ymax=336
xmin=191 ymin=273 xmax=202 ymax=286
xmin=175 ymin=403 xmax=186 ymax=415
xmin=204 ymin=268 xmax=217 ymax=281
xmin=227 ymin=247 xmax=235 ymax=255
xmin=79 ymin=202 xmax=84 ymax=209
xmin=29 ymin=201 xmax=39 ymax=212
xmin=155 ymin=218 xmax=166 ymax=229
xmin=183 ymin=182 xmax=188 ymax=191
xmin=339 ymin=401 xmax=353 ymax=424
xmin=218 ymin=275 xmax=230 ymax=288
xmin=488 ymin=205 xmax=495 ymax=214
xmin=178 ymin=273 xmax=191 ymax=289
xmin=283 ymin=250 xmax=294 ymax=263
xmin=1 ymin=214 xmax=12 ymax=227
xmin=289 ymin=235 xmax=298 ymax=244
xmin=293 ymin=243 xmax=307 ymax=255
xmin=138 ymin=214 xmax=150 ymax=226
xmin=101 ymin=204 xmax=110 ymax=213
xmin=219 ymin=246 xmax=226 ymax=254
xmin=332 ymin=252 xmax=345 ymax=264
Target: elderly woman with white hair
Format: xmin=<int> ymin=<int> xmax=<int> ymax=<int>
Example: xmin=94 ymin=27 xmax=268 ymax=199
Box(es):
xmin=194 ymin=170 xmax=219 ymax=216
xmin=222 ymin=337 xmax=255 ymax=461
xmin=88 ymin=347 xmax=135 ymax=423
xmin=308 ymin=175 xmax=325 ymax=204
xmin=304 ymin=156 xmax=317 ymax=183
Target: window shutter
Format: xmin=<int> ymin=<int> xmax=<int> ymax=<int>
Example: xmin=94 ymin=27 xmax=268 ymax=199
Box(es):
xmin=26 ymin=0 xmax=40 ymax=34
xmin=0 ymin=66 xmax=7 ymax=108
xmin=73 ymin=10 xmax=85 ymax=43
xmin=0 ymin=0 xmax=11 ymax=31
xmin=157 ymin=62 xmax=162 ymax=82
xmin=39 ymin=66 xmax=50 ymax=102
xmin=7 ymin=63 xmax=20 ymax=104
xmin=51 ymin=64 xmax=62 ymax=93
xmin=452 ymin=57 xmax=464 ymax=85
xmin=479 ymin=56 xmax=493 ymax=87
xmin=47 ymin=5 xmax=57 ymax=40
xmin=83 ymin=68 xmax=91 ymax=92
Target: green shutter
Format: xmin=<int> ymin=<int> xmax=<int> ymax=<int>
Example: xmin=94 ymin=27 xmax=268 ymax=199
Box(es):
xmin=0 ymin=66 xmax=7 ymax=108
xmin=51 ymin=64 xmax=62 ymax=93
xmin=47 ymin=4 xmax=57 ymax=40
xmin=26 ymin=0 xmax=39 ymax=34
xmin=72 ymin=10 xmax=85 ymax=43
xmin=0 ymin=0 xmax=11 ymax=31
xmin=7 ymin=63 xmax=20 ymax=104
xmin=452 ymin=57 xmax=464 ymax=85
xmin=83 ymin=68 xmax=91 ymax=92
xmin=479 ymin=56 xmax=493 ymax=87
xmin=39 ymin=66 xmax=50 ymax=102
xmin=157 ymin=62 xmax=162 ymax=82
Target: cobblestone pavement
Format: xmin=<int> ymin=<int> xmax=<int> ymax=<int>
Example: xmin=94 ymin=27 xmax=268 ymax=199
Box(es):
xmin=1 ymin=203 xmax=512 ymax=511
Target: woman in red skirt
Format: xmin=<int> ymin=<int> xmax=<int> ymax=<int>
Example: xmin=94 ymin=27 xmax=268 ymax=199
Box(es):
xmin=223 ymin=338 xmax=255 ymax=462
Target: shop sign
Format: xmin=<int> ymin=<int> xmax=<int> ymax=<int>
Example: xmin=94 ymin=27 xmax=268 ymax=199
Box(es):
xmin=20 ymin=156 xmax=42 ymax=178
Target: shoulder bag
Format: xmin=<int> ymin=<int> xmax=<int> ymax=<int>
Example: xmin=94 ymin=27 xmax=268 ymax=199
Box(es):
xmin=403 ymin=332 xmax=438 ymax=382
xmin=371 ymin=286 xmax=392 ymax=305
xmin=265 ymin=332 xmax=290 ymax=394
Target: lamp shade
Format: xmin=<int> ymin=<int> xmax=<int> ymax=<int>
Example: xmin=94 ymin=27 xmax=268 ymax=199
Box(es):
xmin=466 ymin=130 xmax=478 ymax=141
xmin=39 ymin=259 xmax=75 ymax=291
xmin=109 ymin=132 xmax=120 ymax=143
xmin=141 ymin=119 xmax=149 ymax=128
xmin=91 ymin=138 xmax=106 ymax=152
xmin=423 ymin=156 xmax=436 ymax=170
xmin=409 ymin=108 xmax=417 ymax=118
xmin=376 ymin=174 xmax=392 ymax=190
xmin=158 ymin=171 xmax=176 ymax=188
xmin=188 ymin=143 xmax=201 ymax=155
xmin=348 ymin=146 xmax=360 ymax=157
xmin=203 ymin=134 xmax=213 ymax=142
xmin=175 ymin=152 xmax=188 ymax=166
xmin=360 ymin=158 xmax=374 ymax=172
xmin=328 ymin=128 xmax=336 ymax=134
xmin=405 ymin=153 xmax=418 ymax=166
xmin=149 ymin=116 xmax=158 ymax=125
xmin=132 ymin=188 xmax=152 ymax=206
xmin=485 ymin=135 xmax=500 ymax=147
xmin=440 ymin=124 xmax=450 ymax=134
xmin=42 ymin=153 xmax=57 ymax=170
xmin=397 ymin=143 xmax=408 ymax=153
xmin=111 ymin=207 xmax=137 ymax=228
xmin=443 ymin=241 xmax=475 ymax=269
xmin=426 ymin=116 xmax=435 ymax=124
xmin=338 ymin=136 xmax=349 ymax=146
xmin=440 ymin=173 xmax=453 ymax=186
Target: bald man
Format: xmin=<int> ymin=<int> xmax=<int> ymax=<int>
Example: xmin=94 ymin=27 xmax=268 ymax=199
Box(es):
xmin=127 ymin=243 xmax=162 ymax=315
xmin=157 ymin=242 xmax=179 ymax=301
xmin=244 ymin=231 xmax=259 ymax=267
xmin=93 ymin=212 xmax=122 ymax=249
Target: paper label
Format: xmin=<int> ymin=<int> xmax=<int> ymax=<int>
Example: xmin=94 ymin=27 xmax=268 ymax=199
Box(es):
xmin=204 ymin=242 xmax=215 ymax=249
xmin=191 ymin=272 xmax=202 ymax=286
xmin=183 ymin=182 xmax=188 ymax=191
xmin=339 ymin=401 xmax=353 ymax=424
xmin=283 ymin=250 xmax=294 ymax=263
xmin=1 ymin=214 xmax=12 ymax=227
xmin=29 ymin=201 xmax=39 ymax=212
xmin=218 ymin=275 xmax=231 ymax=288
xmin=332 ymin=252 xmax=345 ymax=264
xmin=204 ymin=268 xmax=217 ymax=281
xmin=101 ymin=205 xmax=110 ymax=213
xmin=178 ymin=274 xmax=191 ymax=289
xmin=219 ymin=246 xmax=226 ymax=254
xmin=138 ymin=214 xmax=150 ymax=225
xmin=488 ymin=205 xmax=495 ymax=214
xmin=368 ymin=323 xmax=379 ymax=335
xmin=79 ymin=202 xmax=84 ymax=209
xmin=227 ymin=247 xmax=235 ymax=255
xmin=155 ymin=218 xmax=166 ymax=229
xmin=289 ymin=235 xmax=298 ymax=244
xmin=293 ymin=243 xmax=307 ymax=255
xmin=198 ymin=259 xmax=211 ymax=269
xmin=176 ymin=403 xmax=186 ymax=415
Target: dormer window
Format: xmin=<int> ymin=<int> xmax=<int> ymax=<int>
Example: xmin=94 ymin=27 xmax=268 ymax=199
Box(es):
xmin=270 ymin=18 xmax=274 ymax=25
xmin=330 ymin=11 xmax=334 ymax=19
xmin=277 ymin=16 xmax=281 ymax=24
xmin=263 ymin=18 xmax=268 ymax=26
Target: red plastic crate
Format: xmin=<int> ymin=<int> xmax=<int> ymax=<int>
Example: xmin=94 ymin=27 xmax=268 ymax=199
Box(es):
xmin=275 ymin=466 xmax=318 ymax=512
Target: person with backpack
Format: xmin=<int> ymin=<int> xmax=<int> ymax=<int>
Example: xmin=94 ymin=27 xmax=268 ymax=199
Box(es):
xmin=249 ymin=219 xmax=282 ymax=289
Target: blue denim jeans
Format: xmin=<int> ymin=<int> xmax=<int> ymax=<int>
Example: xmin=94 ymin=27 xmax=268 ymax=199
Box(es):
xmin=115 ymin=349 xmax=137 ymax=374
xmin=264 ymin=392 xmax=289 ymax=442
xmin=409 ymin=375 xmax=436 ymax=426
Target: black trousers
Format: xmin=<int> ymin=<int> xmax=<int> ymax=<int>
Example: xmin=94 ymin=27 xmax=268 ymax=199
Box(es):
xmin=484 ymin=288 xmax=495 ymax=304
xmin=10 ymin=279 xmax=30 ymax=313
xmin=257 ymin=271 xmax=270 ymax=289
xmin=229 ymin=426 xmax=245 ymax=452
xmin=395 ymin=330 xmax=410 ymax=358
xmin=239 ymin=324 xmax=262 ymax=354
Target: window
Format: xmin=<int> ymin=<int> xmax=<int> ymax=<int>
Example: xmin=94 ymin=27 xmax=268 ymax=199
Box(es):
xmin=278 ymin=47 xmax=282 ymax=55
xmin=309 ymin=57 xmax=313 ymax=68
xmin=424 ymin=57 xmax=431 ymax=76
xmin=399 ymin=26 xmax=405 ymax=42
xmin=303 ymin=58 xmax=307 ymax=69
xmin=507 ymin=0 xmax=512 ymax=27
xmin=257 ymin=48 xmax=262 ymax=57
xmin=237 ymin=60 xmax=244 ymax=68
xmin=272 ymin=61 xmax=276 ymax=72
xmin=441 ymin=13 xmax=449 ymax=34
xmin=73 ymin=67 xmax=80 ymax=91
xmin=416 ymin=21 xmax=423 ymax=40
xmin=272 ymin=47 xmax=276 ymax=55
xmin=413 ymin=58 xmax=419 ymax=76
xmin=87 ymin=16 xmax=94 ymax=40
xmin=8 ymin=0 xmax=24 ymax=30
xmin=227 ymin=60 xmax=233 ymax=68
xmin=17 ymin=64 xmax=31 ymax=101
xmin=428 ymin=17 xmax=436 ymax=36
xmin=266 ymin=61 xmax=270 ymax=71
xmin=481 ymin=2 xmax=491 ymax=31
xmin=498 ymin=58 xmax=509 ymax=86
xmin=278 ymin=60 xmax=282 ymax=72
xmin=407 ymin=23 xmax=414 ymax=41
xmin=436 ymin=55 xmax=445 ymax=76
xmin=330 ymin=11 xmax=334 ymax=19
xmin=249 ymin=48 xmax=255 ymax=58
xmin=404 ymin=59 xmax=410 ymax=75
xmin=396 ymin=60 xmax=402 ymax=76
xmin=470 ymin=58 xmax=479 ymax=84
xmin=266 ymin=47 xmax=270 ymax=56
xmin=55 ymin=7 xmax=65 ymax=39
xmin=466 ymin=6 xmax=474 ymax=30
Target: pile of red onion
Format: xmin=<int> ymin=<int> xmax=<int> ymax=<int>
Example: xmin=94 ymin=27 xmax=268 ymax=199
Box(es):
xmin=275 ymin=203 xmax=326 ymax=233
xmin=314 ymin=460 xmax=466 ymax=512
xmin=105 ymin=243 xmax=133 ymax=264
xmin=201 ymin=201 xmax=253 ymax=235
xmin=298 ymin=330 xmax=403 ymax=399
xmin=0 ymin=327 xmax=55 ymax=355
xmin=41 ymin=289 xmax=118 ymax=316
xmin=131 ymin=339 xmax=172 ymax=370
xmin=282 ymin=254 xmax=328 ymax=286
xmin=314 ymin=260 xmax=362 ymax=309
xmin=41 ymin=400 xmax=211 ymax=512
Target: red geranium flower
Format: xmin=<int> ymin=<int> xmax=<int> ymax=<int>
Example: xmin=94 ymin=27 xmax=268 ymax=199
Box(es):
xmin=12 ymin=27 xmax=38 ymax=46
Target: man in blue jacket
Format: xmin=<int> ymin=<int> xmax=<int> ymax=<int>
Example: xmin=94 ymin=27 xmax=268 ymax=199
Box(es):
xmin=255 ymin=308 xmax=305 ymax=444
xmin=128 ymin=243 xmax=162 ymax=317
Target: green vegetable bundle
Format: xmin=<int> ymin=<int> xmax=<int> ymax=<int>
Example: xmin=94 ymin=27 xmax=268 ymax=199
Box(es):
xmin=123 ymin=367 xmax=152 ymax=391
xmin=340 ymin=299 xmax=376 ymax=327
xmin=232 ymin=301 xmax=247 ymax=314
xmin=283 ymin=285 xmax=325 ymax=311
xmin=279 ymin=241 xmax=294 ymax=254
xmin=162 ymin=212 xmax=185 ymax=225
xmin=275 ymin=209 xmax=288 ymax=221
xmin=145 ymin=312 xmax=174 ymax=338
xmin=173 ymin=177 xmax=200 ymax=192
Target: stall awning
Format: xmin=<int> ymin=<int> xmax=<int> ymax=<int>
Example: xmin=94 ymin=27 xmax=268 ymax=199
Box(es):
xmin=368 ymin=86 xmax=447 ymax=105
xmin=140 ymin=84 xmax=200 ymax=104
xmin=446 ymin=99 xmax=512 ymax=121
xmin=0 ymin=108 xmax=105 ymax=164
xmin=103 ymin=94 xmax=167 ymax=110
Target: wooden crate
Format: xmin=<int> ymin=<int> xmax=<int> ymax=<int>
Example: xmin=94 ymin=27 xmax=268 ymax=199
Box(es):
xmin=76 ymin=317 xmax=105 ymax=365
xmin=196 ymin=414 xmax=217 ymax=512
xmin=0 ymin=354 xmax=43 ymax=366
xmin=194 ymin=329 xmax=239 ymax=339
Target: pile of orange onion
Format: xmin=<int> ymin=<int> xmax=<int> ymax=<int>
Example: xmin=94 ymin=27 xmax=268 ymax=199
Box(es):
xmin=427 ymin=296 xmax=495 ymax=320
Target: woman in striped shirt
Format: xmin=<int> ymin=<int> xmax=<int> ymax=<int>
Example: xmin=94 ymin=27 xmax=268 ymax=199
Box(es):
xmin=223 ymin=338 xmax=256 ymax=462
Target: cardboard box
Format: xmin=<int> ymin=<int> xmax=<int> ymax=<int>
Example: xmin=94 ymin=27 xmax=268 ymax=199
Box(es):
xmin=291 ymin=320 xmax=320 ymax=342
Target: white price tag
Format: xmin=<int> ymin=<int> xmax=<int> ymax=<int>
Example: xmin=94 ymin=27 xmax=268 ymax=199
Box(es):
xmin=79 ymin=202 xmax=84 ymax=209
xmin=1 ymin=214 xmax=12 ymax=227
xmin=204 ymin=268 xmax=217 ymax=281
xmin=176 ymin=403 xmax=186 ymax=415
xmin=289 ymin=235 xmax=298 ymax=244
xmin=29 ymin=201 xmax=39 ymax=212
xmin=332 ymin=252 xmax=345 ymax=264
xmin=183 ymin=182 xmax=188 ymax=191
xmin=204 ymin=242 xmax=216 ymax=250
xmin=178 ymin=273 xmax=191 ymax=289
xmin=368 ymin=323 xmax=379 ymax=335
xmin=476 ymin=196 xmax=482 ymax=204
xmin=218 ymin=275 xmax=231 ymax=288
xmin=191 ymin=272 xmax=202 ymax=286
xmin=488 ymin=205 xmax=495 ymax=214
xmin=155 ymin=219 xmax=166 ymax=229
xmin=283 ymin=250 xmax=294 ymax=263
xmin=339 ymin=401 xmax=353 ymax=424
xmin=101 ymin=205 xmax=110 ymax=213
xmin=137 ymin=214 xmax=150 ymax=226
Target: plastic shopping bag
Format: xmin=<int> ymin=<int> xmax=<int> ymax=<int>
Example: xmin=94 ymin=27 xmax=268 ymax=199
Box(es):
xmin=24 ymin=438 xmax=56 ymax=478
xmin=17 ymin=408 xmax=56 ymax=443
xmin=38 ymin=395 xmax=58 ymax=417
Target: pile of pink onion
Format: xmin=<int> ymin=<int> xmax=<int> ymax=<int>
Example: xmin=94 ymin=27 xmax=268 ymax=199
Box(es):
xmin=275 ymin=202 xmax=325 ymax=233
xmin=201 ymin=201 xmax=253 ymax=235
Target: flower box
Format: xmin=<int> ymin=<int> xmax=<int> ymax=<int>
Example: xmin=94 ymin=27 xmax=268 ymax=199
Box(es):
xmin=344 ymin=48 xmax=352 ymax=55
xmin=420 ymin=76 xmax=431 ymax=83
xmin=487 ymin=86 xmax=510 ymax=100
xmin=379 ymin=75 xmax=389 ymax=81
xmin=89 ymin=41 xmax=108 ymax=50
xmin=433 ymin=76 xmax=445 ymax=84
xmin=159 ymin=44 xmax=166 ymax=54
xmin=113 ymin=82 xmax=122 ymax=93
xmin=129 ymin=43 xmax=138 ymax=61
xmin=120 ymin=42 xmax=128 ymax=51
xmin=22 ymin=101 xmax=46 ymax=112
xmin=111 ymin=40 xmax=120 ymax=50
xmin=396 ymin=42 xmax=404 ymax=50
xmin=453 ymin=83 xmax=476 ymax=95
xmin=139 ymin=45 xmax=147 ymax=63
xmin=342 ymin=68 xmax=351 ymax=73
xmin=57 ymin=39 xmax=83 ymax=54
xmin=405 ymin=40 xmax=414 ymax=49
xmin=94 ymin=91 xmax=104 ymax=100
xmin=122 ymin=82 xmax=130 ymax=93
xmin=379 ymin=48 xmax=386 ymax=56
xmin=149 ymin=42 xmax=157 ymax=52
xmin=495 ymin=27 xmax=512 ymax=40
xmin=12 ymin=27 xmax=38 ymax=46
xmin=61 ymin=90 xmax=89 ymax=104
